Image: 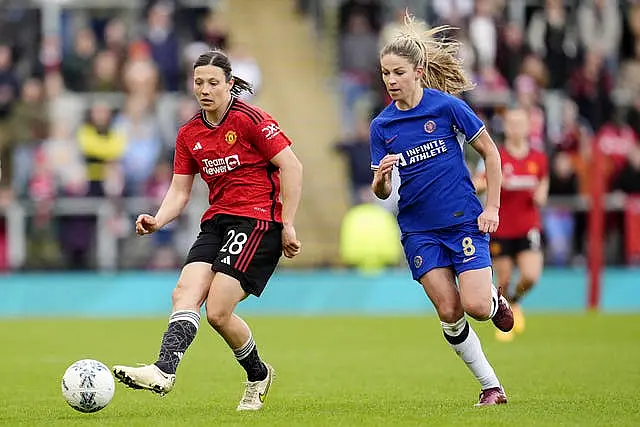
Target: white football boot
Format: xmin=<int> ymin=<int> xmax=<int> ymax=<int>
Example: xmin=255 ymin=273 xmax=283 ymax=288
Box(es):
xmin=112 ymin=364 xmax=175 ymax=396
xmin=236 ymin=363 xmax=275 ymax=411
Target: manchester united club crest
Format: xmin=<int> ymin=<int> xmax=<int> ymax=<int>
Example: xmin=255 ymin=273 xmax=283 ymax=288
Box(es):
xmin=414 ymin=255 xmax=423 ymax=269
xmin=424 ymin=120 xmax=436 ymax=133
xmin=225 ymin=130 xmax=237 ymax=145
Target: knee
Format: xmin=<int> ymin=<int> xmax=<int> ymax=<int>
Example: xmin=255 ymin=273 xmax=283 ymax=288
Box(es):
xmin=171 ymin=284 xmax=188 ymax=308
xmin=519 ymin=274 xmax=538 ymax=288
xmin=463 ymin=300 xmax=491 ymax=321
xmin=436 ymin=303 xmax=464 ymax=323
xmin=206 ymin=308 xmax=232 ymax=330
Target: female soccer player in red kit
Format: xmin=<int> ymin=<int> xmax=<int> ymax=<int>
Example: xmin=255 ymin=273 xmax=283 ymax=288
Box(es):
xmin=112 ymin=49 xmax=303 ymax=410
xmin=476 ymin=107 xmax=549 ymax=341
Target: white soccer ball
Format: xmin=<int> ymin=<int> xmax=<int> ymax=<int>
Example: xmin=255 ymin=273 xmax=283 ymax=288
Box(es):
xmin=61 ymin=359 xmax=115 ymax=413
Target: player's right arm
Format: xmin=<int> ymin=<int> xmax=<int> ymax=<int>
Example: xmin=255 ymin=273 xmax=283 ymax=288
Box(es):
xmin=136 ymin=130 xmax=198 ymax=235
xmin=370 ymin=121 xmax=396 ymax=200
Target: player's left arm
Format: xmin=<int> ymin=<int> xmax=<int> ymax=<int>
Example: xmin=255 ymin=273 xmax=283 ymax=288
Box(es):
xmin=251 ymin=118 xmax=303 ymax=258
xmin=533 ymin=154 xmax=550 ymax=207
xmin=471 ymin=132 xmax=502 ymax=213
xmin=449 ymin=96 xmax=501 ymax=232
xmin=270 ymin=147 xmax=303 ymax=230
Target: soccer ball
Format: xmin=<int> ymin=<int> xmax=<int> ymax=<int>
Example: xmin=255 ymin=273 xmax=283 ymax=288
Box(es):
xmin=61 ymin=359 xmax=115 ymax=413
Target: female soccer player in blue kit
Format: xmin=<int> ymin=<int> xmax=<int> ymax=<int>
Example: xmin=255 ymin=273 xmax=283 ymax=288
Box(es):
xmin=370 ymin=18 xmax=514 ymax=406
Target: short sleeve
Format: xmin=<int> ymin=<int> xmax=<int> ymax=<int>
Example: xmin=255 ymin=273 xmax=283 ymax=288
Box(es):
xmin=369 ymin=121 xmax=388 ymax=170
xmin=449 ymin=96 xmax=485 ymax=144
xmin=250 ymin=118 xmax=292 ymax=161
xmin=173 ymin=130 xmax=198 ymax=175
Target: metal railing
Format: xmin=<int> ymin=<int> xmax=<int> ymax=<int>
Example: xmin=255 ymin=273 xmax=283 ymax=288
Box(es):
xmin=0 ymin=194 xmax=625 ymax=271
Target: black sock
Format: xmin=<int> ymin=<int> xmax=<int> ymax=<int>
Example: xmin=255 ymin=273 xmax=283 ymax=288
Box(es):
xmin=154 ymin=310 xmax=200 ymax=374
xmin=234 ymin=335 xmax=267 ymax=382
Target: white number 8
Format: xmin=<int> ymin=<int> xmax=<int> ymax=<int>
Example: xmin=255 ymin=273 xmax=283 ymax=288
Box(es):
xmin=221 ymin=230 xmax=248 ymax=255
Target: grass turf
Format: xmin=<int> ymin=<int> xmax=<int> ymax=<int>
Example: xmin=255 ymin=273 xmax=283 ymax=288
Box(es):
xmin=0 ymin=314 xmax=638 ymax=426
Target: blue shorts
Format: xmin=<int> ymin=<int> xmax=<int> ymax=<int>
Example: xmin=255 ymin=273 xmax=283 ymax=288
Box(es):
xmin=401 ymin=221 xmax=491 ymax=281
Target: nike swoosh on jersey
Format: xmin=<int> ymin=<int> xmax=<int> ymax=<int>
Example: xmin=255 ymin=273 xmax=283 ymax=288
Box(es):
xmin=462 ymin=256 xmax=477 ymax=263
xmin=385 ymin=135 xmax=398 ymax=144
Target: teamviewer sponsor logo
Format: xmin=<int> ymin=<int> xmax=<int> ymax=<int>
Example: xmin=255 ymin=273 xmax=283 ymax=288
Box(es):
xmin=201 ymin=155 xmax=241 ymax=175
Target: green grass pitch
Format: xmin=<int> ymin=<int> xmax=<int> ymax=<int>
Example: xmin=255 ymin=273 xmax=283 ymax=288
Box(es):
xmin=0 ymin=314 xmax=639 ymax=426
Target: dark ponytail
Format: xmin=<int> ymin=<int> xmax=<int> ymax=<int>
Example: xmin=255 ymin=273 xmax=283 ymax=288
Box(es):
xmin=193 ymin=49 xmax=253 ymax=97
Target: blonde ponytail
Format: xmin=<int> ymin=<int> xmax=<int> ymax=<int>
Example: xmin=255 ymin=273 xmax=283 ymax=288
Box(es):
xmin=380 ymin=12 xmax=474 ymax=95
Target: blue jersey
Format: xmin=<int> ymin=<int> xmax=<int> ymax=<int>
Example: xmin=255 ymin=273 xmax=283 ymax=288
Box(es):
xmin=370 ymin=88 xmax=485 ymax=233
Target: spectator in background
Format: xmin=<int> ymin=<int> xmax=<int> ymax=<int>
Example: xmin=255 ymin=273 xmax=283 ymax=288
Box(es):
xmin=338 ymin=12 xmax=379 ymax=134
xmin=44 ymin=70 xmax=85 ymax=133
xmin=144 ymin=2 xmax=180 ymax=91
xmin=91 ymin=50 xmax=123 ymax=92
xmin=626 ymin=92 xmax=640 ymax=137
xmin=9 ymin=77 xmax=49 ymax=197
xmin=122 ymin=48 xmax=160 ymax=104
xmin=334 ymin=118 xmax=373 ymax=205
xmin=115 ymin=95 xmax=162 ymax=196
xmin=550 ymin=98 xmax=593 ymax=154
xmin=513 ymin=75 xmax=546 ymax=152
xmin=496 ymin=22 xmax=530 ymax=87
xmin=0 ymin=44 xmax=20 ymax=178
xmin=229 ymin=44 xmax=262 ymax=102
xmin=613 ymin=143 xmax=640 ymax=194
xmin=616 ymin=41 xmax=640 ymax=99
xmin=527 ymin=0 xmax=578 ymax=91
xmin=568 ymin=49 xmax=614 ymax=131
xmin=621 ymin=1 xmax=640 ymax=61
xmin=144 ymin=160 xmax=179 ymax=269
xmin=61 ymin=27 xmax=97 ymax=92
xmin=594 ymin=108 xmax=638 ymax=187
xmin=197 ymin=9 xmax=228 ymax=50
xmin=77 ymin=101 xmax=126 ymax=196
xmin=43 ymin=122 xmax=87 ymax=195
xmin=545 ymin=151 xmax=579 ymax=265
xmin=577 ymin=0 xmax=621 ymax=69
xmin=468 ymin=0 xmax=498 ymax=69
xmin=549 ymin=151 xmax=579 ymax=196
xmin=103 ymin=18 xmax=129 ymax=65
xmin=339 ymin=0 xmax=383 ymax=34
xmin=430 ymin=0 xmax=474 ymax=27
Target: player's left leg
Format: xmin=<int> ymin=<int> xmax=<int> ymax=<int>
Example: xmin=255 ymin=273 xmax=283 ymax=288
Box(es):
xmin=511 ymin=249 xmax=544 ymax=333
xmin=205 ymin=273 xmax=274 ymax=411
xmin=206 ymin=216 xmax=281 ymax=411
xmin=492 ymin=255 xmax=515 ymax=341
xmin=449 ymin=224 xmax=513 ymax=332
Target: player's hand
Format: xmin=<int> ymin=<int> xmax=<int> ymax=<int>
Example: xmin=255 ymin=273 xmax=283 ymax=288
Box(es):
xmin=477 ymin=206 xmax=499 ymax=233
xmin=282 ymin=224 xmax=301 ymax=258
xmin=135 ymin=214 xmax=159 ymax=235
xmin=376 ymin=154 xmax=400 ymax=177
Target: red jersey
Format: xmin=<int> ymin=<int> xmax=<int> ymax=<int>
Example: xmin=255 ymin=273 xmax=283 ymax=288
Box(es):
xmin=493 ymin=147 xmax=548 ymax=238
xmin=173 ymin=98 xmax=291 ymax=223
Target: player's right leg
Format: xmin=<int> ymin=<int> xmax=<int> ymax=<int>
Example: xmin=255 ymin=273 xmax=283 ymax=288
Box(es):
xmin=404 ymin=233 xmax=506 ymax=407
xmin=419 ymin=267 xmax=507 ymax=406
xmin=113 ymin=262 xmax=213 ymax=394
xmin=113 ymin=220 xmax=220 ymax=395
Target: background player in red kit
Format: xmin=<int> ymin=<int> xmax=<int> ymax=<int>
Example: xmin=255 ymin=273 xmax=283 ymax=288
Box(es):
xmin=112 ymin=49 xmax=303 ymax=411
xmin=475 ymin=108 xmax=548 ymax=342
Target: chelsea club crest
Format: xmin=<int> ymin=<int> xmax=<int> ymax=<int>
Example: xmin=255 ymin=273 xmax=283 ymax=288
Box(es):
xmin=424 ymin=120 xmax=436 ymax=133
xmin=414 ymin=256 xmax=423 ymax=269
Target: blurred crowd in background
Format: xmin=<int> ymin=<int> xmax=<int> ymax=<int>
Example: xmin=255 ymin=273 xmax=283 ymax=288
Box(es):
xmin=1 ymin=0 xmax=639 ymax=271
xmin=333 ymin=0 xmax=640 ymax=268
xmin=0 ymin=0 xmax=264 ymax=270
